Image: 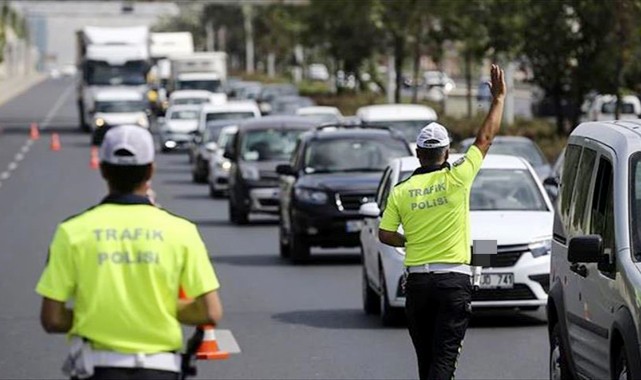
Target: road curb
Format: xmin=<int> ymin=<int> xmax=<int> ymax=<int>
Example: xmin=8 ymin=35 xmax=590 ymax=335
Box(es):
xmin=0 ymin=73 xmax=48 ymax=107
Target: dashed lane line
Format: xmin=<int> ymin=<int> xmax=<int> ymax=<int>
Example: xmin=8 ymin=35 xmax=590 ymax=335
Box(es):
xmin=0 ymin=83 xmax=74 ymax=190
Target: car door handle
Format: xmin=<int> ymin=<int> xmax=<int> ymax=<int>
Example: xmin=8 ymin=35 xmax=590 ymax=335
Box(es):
xmin=570 ymin=263 xmax=588 ymax=278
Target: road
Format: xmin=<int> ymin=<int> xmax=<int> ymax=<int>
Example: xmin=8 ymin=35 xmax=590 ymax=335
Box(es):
xmin=0 ymin=78 xmax=548 ymax=379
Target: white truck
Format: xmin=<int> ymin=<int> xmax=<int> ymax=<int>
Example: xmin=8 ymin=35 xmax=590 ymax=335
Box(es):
xmin=149 ymin=32 xmax=194 ymax=114
xmin=169 ymin=52 xmax=227 ymax=95
xmin=76 ymin=26 xmax=151 ymax=131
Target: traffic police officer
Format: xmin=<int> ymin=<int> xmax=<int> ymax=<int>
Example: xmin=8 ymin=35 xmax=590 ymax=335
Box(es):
xmin=36 ymin=125 xmax=223 ymax=379
xmin=379 ymin=64 xmax=506 ymax=380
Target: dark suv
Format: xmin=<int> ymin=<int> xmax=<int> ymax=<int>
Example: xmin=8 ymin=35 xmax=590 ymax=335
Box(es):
xmin=276 ymin=127 xmax=411 ymax=263
xmin=224 ymin=116 xmax=318 ymax=224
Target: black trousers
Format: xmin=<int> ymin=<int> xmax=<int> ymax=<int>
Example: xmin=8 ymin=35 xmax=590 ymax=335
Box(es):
xmin=405 ymin=272 xmax=473 ymax=380
xmin=77 ymin=367 xmax=180 ymax=380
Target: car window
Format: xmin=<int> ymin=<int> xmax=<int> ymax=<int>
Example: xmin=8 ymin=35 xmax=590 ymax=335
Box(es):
xmin=206 ymin=112 xmax=256 ymax=121
xmin=469 ymin=169 xmax=548 ymax=211
xmin=169 ymin=110 xmax=199 ymax=120
xmin=589 ymin=156 xmax=614 ymax=255
xmin=376 ymin=168 xmax=392 ymax=208
xmin=570 ymin=147 xmax=597 ymax=236
xmin=366 ymin=120 xmax=434 ymax=142
xmin=601 ymin=101 xmax=636 ymax=114
xmin=303 ymin=137 xmax=409 ymax=173
xmin=173 ymin=98 xmax=208 ymax=105
xmin=240 ymin=129 xmax=303 ymax=162
xmin=559 ymin=144 xmax=582 ymax=225
xmin=95 ymin=100 xmax=145 ymax=113
xmin=487 ymin=141 xmax=546 ymax=166
xmin=630 ymin=154 xmax=641 ymax=260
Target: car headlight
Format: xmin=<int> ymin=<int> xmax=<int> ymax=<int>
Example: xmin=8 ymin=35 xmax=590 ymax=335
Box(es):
xmin=529 ymin=239 xmax=552 ymax=258
xmin=221 ymin=161 xmax=232 ymax=171
xmin=295 ymin=188 xmax=328 ymax=204
xmin=240 ymin=165 xmax=260 ymax=180
xmin=95 ymin=118 xmax=105 ymax=127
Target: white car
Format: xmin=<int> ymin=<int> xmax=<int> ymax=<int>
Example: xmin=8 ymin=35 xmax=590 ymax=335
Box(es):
xmin=584 ymin=94 xmax=641 ymax=122
xmin=92 ymin=88 xmax=149 ymax=132
xmin=197 ymin=100 xmax=261 ymax=134
xmin=208 ymin=125 xmax=238 ymax=198
xmin=296 ymin=106 xmax=343 ymax=124
xmin=360 ymin=154 xmax=554 ymax=325
xmin=159 ymin=105 xmax=201 ymax=152
xmin=168 ymin=89 xmax=227 ymax=108
xmin=356 ymin=104 xmax=437 ymax=148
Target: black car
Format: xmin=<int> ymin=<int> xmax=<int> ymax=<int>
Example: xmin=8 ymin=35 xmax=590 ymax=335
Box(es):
xmin=276 ymin=127 xmax=412 ymax=263
xmin=191 ymin=119 xmax=243 ymax=183
xmin=224 ymin=116 xmax=319 ymax=224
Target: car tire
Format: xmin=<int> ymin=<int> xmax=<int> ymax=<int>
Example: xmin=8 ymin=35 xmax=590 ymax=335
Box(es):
xmin=615 ymin=346 xmax=631 ymax=380
xmin=520 ymin=306 xmax=540 ymax=311
xmin=362 ymin=265 xmax=379 ymax=315
xmin=290 ymin=232 xmax=310 ymax=264
xmin=209 ymin=184 xmax=224 ymax=199
xmin=379 ymin=266 xmax=403 ymax=326
xmin=192 ymin=159 xmax=207 ymax=184
xmin=278 ymin=222 xmax=290 ymax=258
xmin=549 ymin=323 xmax=573 ymax=380
xmin=229 ymin=197 xmax=248 ymax=225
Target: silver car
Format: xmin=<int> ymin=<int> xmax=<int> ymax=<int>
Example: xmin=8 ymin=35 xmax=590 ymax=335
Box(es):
xmin=548 ymin=120 xmax=641 ymax=380
xmin=208 ymin=125 xmax=238 ymax=198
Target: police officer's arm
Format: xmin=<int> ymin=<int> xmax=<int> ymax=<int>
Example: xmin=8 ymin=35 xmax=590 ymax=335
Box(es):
xmin=40 ymin=298 xmax=73 ymax=333
xmin=178 ymin=290 xmax=223 ymax=326
xmin=379 ymin=229 xmax=406 ymax=247
xmin=473 ymin=64 xmax=506 ymax=156
xmin=378 ymin=187 xmax=405 ymax=247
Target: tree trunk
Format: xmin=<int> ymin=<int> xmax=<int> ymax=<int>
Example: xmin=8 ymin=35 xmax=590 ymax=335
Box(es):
xmin=465 ymin=51 xmax=472 ymax=118
xmin=411 ymin=31 xmax=421 ymax=104
xmin=394 ymin=35 xmax=404 ymax=103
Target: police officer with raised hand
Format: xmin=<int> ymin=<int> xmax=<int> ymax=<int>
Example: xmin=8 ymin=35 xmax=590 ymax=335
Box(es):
xmin=36 ymin=125 xmax=223 ymax=380
xmin=378 ymin=64 xmax=506 ymax=380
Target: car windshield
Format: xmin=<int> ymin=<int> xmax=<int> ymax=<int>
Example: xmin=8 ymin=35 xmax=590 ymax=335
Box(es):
xmin=177 ymin=80 xmax=222 ymax=93
xmin=206 ymin=112 xmax=255 ymax=121
xmin=217 ymin=129 xmax=235 ymax=147
xmin=399 ymin=168 xmax=548 ymax=211
xmin=95 ymin=100 xmax=145 ymax=113
xmin=461 ymin=140 xmax=546 ymax=166
xmin=366 ymin=120 xmax=434 ymax=142
xmin=173 ymin=98 xmax=208 ymax=106
xmin=305 ymin=138 xmax=409 ymax=173
xmin=169 ymin=110 xmax=199 ymax=120
xmin=86 ymin=61 xmax=147 ymax=85
xmin=602 ymin=101 xmax=636 ymax=114
xmin=240 ymin=129 xmax=303 ymax=162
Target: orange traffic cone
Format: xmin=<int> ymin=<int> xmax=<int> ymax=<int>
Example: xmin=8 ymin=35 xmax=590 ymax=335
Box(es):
xmin=196 ymin=324 xmax=229 ymax=360
xmin=50 ymin=133 xmax=61 ymax=151
xmin=90 ymin=146 xmax=99 ymax=170
xmin=29 ymin=123 xmax=39 ymax=140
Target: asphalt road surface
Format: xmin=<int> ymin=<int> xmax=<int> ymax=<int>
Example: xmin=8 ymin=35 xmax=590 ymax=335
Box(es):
xmin=0 ymin=78 xmax=548 ymax=379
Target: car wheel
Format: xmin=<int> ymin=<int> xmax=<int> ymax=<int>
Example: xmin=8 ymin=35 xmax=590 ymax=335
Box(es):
xmin=550 ymin=323 xmax=573 ymax=380
xmin=379 ymin=266 xmax=403 ymax=326
xmin=279 ymin=222 xmax=290 ymax=258
xmin=520 ymin=306 xmax=540 ymax=311
xmin=615 ymin=346 xmax=631 ymax=380
xmin=192 ymin=159 xmax=207 ymax=183
xmin=362 ymin=264 xmax=379 ymax=315
xmin=290 ymin=232 xmax=310 ymax=264
xmin=209 ymin=184 xmax=224 ymax=199
xmin=229 ymin=197 xmax=248 ymax=225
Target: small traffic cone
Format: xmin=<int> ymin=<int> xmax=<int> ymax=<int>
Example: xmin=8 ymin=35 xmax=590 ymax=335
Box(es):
xmin=50 ymin=133 xmax=61 ymax=151
xmin=29 ymin=123 xmax=39 ymax=140
xmin=89 ymin=146 xmax=99 ymax=170
xmin=196 ymin=324 xmax=229 ymax=360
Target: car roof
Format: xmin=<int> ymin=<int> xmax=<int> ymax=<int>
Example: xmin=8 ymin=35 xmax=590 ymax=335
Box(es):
xmin=201 ymin=100 xmax=259 ymax=113
xmin=166 ymin=104 xmax=202 ymax=112
xmin=94 ymin=89 xmax=143 ymax=101
xmin=169 ymin=90 xmax=212 ymax=99
xmin=296 ymin=106 xmax=342 ymax=115
xmin=570 ymin=120 xmax=641 ymax=157
xmin=302 ymin=127 xmax=405 ymax=142
xmin=460 ymin=135 xmax=535 ymax=145
xmin=356 ymin=104 xmax=437 ymax=121
xmin=397 ymin=153 xmax=530 ymax=173
xmin=238 ymin=115 xmax=318 ymax=131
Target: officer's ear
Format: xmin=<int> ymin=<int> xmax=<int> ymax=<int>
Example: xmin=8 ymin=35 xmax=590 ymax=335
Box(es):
xmin=145 ymin=163 xmax=155 ymax=182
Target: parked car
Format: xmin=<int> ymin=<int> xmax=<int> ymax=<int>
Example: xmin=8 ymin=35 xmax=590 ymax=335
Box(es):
xmin=360 ymin=154 xmax=554 ymax=325
xmin=208 ymin=125 xmax=238 ymax=198
xmin=295 ymin=106 xmax=343 ymax=124
xmin=256 ymin=84 xmax=299 ymax=115
xmin=584 ymin=94 xmax=641 ymax=122
xmin=190 ymin=120 xmax=242 ymax=183
xmin=307 ymin=63 xmax=330 ymax=81
xmin=356 ymin=104 xmax=438 ymax=147
xmin=277 ymin=127 xmax=411 ymax=263
xmin=159 ymin=105 xmax=201 ymax=152
xmin=270 ymin=95 xmax=315 ymax=115
xmin=548 ymin=120 xmax=641 ymax=380
xmin=458 ymin=136 xmax=552 ymax=180
xmin=224 ymin=116 xmax=319 ymax=224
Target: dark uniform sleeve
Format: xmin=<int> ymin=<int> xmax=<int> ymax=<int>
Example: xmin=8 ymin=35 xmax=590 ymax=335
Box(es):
xmin=180 ymin=225 xmax=220 ymax=299
xmin=36 ymin=226 xmax=76 ymax=302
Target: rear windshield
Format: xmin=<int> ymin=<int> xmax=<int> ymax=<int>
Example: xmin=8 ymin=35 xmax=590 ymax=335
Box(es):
xmin=305 ymin=137 xmax=409 ymax=173
xmin=173 ymin=98 xmax=208 ymax=106
xmin=240 ymin=129 xmax=304 ymax=162
xmin=169 ymin=110 xmax=199 ymax=120
xmin=206 ymin=112 xmax=256 ymax=121
xmin=95 ymin=101 xmax=145 ymax=113
xmin=366 ymin=120 xmax=434 ymax=142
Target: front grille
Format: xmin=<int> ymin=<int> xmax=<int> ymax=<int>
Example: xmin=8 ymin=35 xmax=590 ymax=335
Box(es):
xmin=258 ymin=198 xmax=279 ymax=207
xmin=336 ymin=193 xmax=375 ymax=211
xmin=216 ymin=177 xmax=228 ymax=185
xmin=472 ymin=284 xmax=536 ymax=301
xmin=480 ymin=244 xmax=528 ymax=268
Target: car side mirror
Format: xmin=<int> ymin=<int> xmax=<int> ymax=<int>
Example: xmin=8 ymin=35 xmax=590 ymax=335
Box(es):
xmin=359 ymin=202 xmax=381 ymax=218
xmin=276 ymin=164 xmax=296 ymax=176
xmin=543 ymin=176 xmax=559 ymax=187
xmin=568 ymin=235 xmax=604 ymax=263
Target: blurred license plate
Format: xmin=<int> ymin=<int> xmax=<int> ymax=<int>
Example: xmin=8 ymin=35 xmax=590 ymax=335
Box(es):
xmin=479 ymin=273 xmax=514 ymax=289
xmin=346 ymin=220 xmax=363 ymax=232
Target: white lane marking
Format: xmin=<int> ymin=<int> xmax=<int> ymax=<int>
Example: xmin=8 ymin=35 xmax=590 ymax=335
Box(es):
xmin=0 ymin=82 xmax=74 ymax=191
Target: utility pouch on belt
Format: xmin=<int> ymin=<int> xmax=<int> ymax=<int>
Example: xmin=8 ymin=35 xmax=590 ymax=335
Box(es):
xmin=62 ymin=336 xmax=94 ymax=379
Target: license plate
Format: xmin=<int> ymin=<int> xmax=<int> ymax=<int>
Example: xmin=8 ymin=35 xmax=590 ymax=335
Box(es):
xmin=346 ymin=220 xmax=364 ymax=232
xmin=479 ymin=273 xmax=514 ymax=289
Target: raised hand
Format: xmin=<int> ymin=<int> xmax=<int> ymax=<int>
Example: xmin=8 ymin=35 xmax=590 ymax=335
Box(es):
xmin=487 ymin=64 xmax=506 ymax=100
